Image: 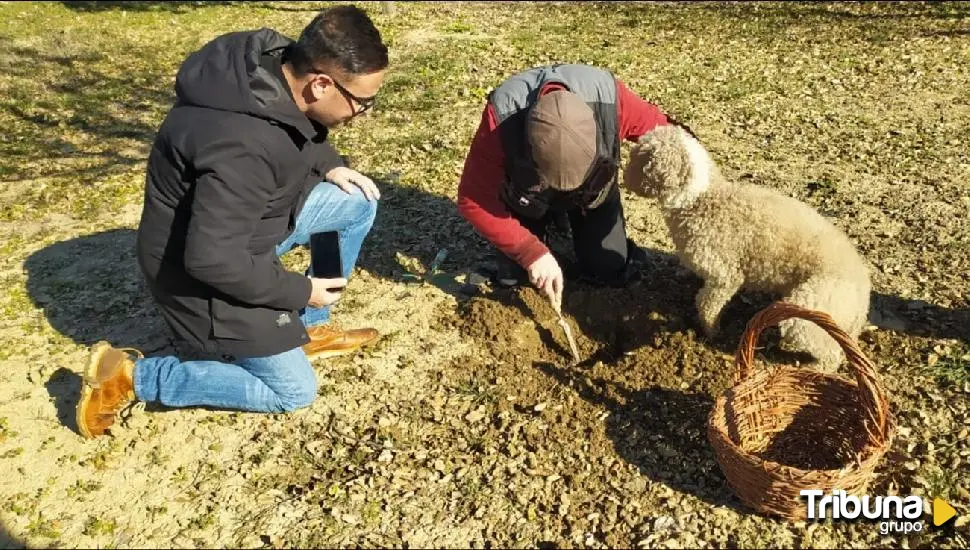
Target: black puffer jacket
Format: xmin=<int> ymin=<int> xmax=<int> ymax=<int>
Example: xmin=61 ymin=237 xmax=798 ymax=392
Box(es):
xmin=136 ymin=28 xmax=344 ymax=357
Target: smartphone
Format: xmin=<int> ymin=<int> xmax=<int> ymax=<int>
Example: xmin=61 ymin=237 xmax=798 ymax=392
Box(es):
xmin=309 ymin=231 xmax=345 ymax=290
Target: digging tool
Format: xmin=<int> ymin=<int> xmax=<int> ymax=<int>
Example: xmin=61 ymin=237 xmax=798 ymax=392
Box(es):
xmin=546 ymin=288 xmax=580 ymax=365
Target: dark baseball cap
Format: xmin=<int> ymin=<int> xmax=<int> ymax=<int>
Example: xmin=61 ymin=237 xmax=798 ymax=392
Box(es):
xmin=527 ymin=90 xmax=597 ymax=192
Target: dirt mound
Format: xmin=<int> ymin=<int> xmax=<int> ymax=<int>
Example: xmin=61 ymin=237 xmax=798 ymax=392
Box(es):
xmin=432 ymin=282 xmax=751 ymax=545
xmin=450 ymin=288 xmax=551 ymax=367
xmin=448 ymin=274 xmax=746 ymax=394
xmin=439 ymin=280 xmax=891 ymax=542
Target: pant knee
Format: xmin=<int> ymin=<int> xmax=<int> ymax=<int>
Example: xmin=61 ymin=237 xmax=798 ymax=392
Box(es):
xmin=579 ymin=248 xmax=627 ymax=279
xmin=274 ymin=379 xmax=318 ymax=412
xmin=270 ymin=358 xmax=318 ymax=412
xmin=352 ymin=191 xmax=378 ymax=229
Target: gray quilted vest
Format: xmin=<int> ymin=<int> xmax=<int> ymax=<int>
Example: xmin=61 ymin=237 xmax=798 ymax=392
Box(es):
xmin=489 ymin=64 xmax=620 ymax=219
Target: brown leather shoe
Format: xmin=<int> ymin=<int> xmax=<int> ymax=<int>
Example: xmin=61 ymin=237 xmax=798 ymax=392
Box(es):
xmin=302 ymin=325 xmax=380 ymax=360
xmin=76 ymin=342 xmax=142 ymax=439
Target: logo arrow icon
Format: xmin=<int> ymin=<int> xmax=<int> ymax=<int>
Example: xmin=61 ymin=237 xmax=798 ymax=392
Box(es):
xmin=933 ymin=498 xmax=957 ymax=527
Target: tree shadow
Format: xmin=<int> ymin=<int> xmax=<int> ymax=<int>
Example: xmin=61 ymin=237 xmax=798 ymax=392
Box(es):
xmin=921 ymin=28 xmax=970 ymax=37
xmin=61 ymin=1 xmax=236 ymax=12
xmin=694 ymin=1 xmax=970 ymax=21
xmin=0 ymin=521 xmax=26 ymax=549
xmin=0 ymin=37 xmax=174 ymax=182
xmin=250 ymin=2 xmax=329 ymax=12
xmin=59 ymin=1 xmax=376 ymax=15
xmin=534 ymin=360 xmax=745 ymax=513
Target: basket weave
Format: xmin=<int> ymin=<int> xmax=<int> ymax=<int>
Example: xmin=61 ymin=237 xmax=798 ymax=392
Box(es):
xmin=707 ymin=302 xmax=895 ymax=519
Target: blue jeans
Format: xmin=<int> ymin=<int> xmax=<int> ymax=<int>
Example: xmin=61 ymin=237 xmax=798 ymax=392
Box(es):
xmin=133 ymin=182 xmax=378 ymax=413
xmin=277 ymin=183 xmax=378 ymax=328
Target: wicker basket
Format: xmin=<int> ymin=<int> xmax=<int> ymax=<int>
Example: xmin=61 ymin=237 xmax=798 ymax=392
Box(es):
xmin=707 ymin=302 xmax=895 ymax=519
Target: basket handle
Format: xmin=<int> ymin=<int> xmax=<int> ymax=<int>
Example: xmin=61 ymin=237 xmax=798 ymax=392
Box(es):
xmin=735 ymin=301 xmax=892 ymax=445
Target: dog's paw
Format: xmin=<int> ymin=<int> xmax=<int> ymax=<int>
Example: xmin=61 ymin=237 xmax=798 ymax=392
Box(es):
xmin=699 ymin=318 xmax=721 ymax=338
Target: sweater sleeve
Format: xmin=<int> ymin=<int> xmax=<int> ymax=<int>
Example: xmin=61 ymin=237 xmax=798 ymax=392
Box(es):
xmin=457 ymin=105 xmax=549 ymax=268
xmin=616 ymin=78 xmax=670 ymax=142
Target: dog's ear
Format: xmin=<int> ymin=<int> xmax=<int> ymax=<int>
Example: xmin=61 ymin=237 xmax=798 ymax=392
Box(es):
xmin=665 ymin=114 xmax=700 ymax=142
xmin=623 ymin=141 xmax=653 ymax=197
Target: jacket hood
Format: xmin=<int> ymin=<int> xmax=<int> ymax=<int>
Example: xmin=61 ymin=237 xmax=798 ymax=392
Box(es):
xmin=174 ymin=28 xmax=317 ymax=139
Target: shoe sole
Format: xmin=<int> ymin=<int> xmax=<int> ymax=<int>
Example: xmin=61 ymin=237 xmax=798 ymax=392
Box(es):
xmin=303 ymin=348 xmax=356 ymax=361
xmin=303 ymin=337 xmax=381 ymax=362
xmin=75 ymin=341 xmax=111 ymax=439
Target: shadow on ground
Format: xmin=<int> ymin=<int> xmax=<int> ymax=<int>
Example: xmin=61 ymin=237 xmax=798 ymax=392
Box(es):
xmin=45 ymin=367 xmax=84 ymax=436
xmin=536 ymin=360 xmax=745 ymax=513
xmin=694 ymin=1 xmax=970 ymax=21
xmin=60 ymin=1 xmax=342 ymax=12
xmin=23 ymin=228 xmax=172 ymax=353
xmin=0 ymin=520 xmax=25 ymax=549
xmin=512 ymin=239 xmax=969 ymax=362
xmin=352 ymin=172 xmax=493 ymax=297
xmin=0 ymin=35 xmax=173 ymax=182
xmin=22 ymin=178 xmax=966 ymax=361
xmin=61 ymin=1 xmax=235 ymax=12
xmin=21 ymin=176 xmax=967 ymax=441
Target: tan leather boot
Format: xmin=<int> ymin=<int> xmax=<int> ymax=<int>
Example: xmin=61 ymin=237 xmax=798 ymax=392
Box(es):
xmin=302 ymin=326 xmax=379 ymax=360
xmin=76 ymin=342 xmax=141 ymax=439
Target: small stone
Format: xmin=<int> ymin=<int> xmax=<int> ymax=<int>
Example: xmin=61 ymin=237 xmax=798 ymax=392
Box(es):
xmin=341 ymin=513 xmax=360 ymax=525
xmin=654 ymin=516 xmax=676 ymax=532
xmin=465 ymin=407 xmax=487 ymax=423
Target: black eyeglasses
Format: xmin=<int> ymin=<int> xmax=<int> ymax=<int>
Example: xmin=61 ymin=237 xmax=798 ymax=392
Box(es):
xmin=309 ymin=69 xmax=377 ymax=115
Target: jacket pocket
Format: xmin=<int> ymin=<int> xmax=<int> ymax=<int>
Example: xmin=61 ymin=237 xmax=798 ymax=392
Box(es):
xmin=210 ymin=295 xmax=299 ymax=341
xmin=210 ymin=296 xmax=252 ymax=341
xmin=247 ymin=214 xmax=290 ymax=255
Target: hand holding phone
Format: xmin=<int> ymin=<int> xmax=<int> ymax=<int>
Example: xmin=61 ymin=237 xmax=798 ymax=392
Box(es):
xmin=308 ymin=232 xmax=346 ymax=308
xmin=310 ymin=232 xmax=344 ymax=282
xmin=308 ymin=277 xmax=347 ymax=308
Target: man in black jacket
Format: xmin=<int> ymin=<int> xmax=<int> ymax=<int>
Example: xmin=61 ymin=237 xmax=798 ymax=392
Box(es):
xmin=76 ymin=6 xmax=388 ymax=438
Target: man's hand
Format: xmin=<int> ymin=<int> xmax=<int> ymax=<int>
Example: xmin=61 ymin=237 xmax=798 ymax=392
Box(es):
xmin=308 ymin=277 xmax=348 ymax=308
xmin=527 ymin=252 xmax=564 ymax=311
xmin=326 ymin=166 xmax=381 ymax=201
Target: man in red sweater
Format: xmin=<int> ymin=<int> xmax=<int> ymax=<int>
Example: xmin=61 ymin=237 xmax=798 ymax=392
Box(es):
xmin=457 ymin=64 xmax=670 ymax=306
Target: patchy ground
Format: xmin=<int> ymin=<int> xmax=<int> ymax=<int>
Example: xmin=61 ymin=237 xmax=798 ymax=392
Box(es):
xmin=0 ymin=1 xmax=968 ymax=548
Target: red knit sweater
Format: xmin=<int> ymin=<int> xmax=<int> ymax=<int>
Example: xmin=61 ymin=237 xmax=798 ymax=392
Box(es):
xmin=457 ymin=79 xmax=669 ymax=268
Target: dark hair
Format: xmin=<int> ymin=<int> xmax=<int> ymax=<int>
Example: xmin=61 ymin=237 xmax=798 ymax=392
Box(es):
xmin=289 ymin=5 xmax=388 ymax=76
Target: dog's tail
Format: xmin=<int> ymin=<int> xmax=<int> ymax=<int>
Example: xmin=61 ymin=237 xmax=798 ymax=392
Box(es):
xmin=780 ymin=273 xmax=871 ymax=370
